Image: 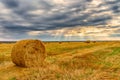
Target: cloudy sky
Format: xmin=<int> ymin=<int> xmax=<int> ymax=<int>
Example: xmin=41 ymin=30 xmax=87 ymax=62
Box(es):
xmin=0 ymin=0 xmax=120 ymax=41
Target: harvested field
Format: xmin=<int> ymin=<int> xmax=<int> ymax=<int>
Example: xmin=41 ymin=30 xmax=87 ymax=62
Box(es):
xmin=0 ymin=41 xmax=120 ymax=80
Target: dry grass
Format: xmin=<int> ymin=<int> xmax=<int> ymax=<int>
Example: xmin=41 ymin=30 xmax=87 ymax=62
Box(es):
xmin=0 ymin=41 xmax=120 ymax=80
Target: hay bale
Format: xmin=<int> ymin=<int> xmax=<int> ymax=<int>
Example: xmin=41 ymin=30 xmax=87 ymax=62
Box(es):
xmin=59 ymin=42 xmax=62 ymax=44
xmin=11 ymin=39 xmax=46 ymax=67
xmin=93 ymin=41 xmax=96 ymax=43
xmin=85 ymin=40 xmax=91 ymax=43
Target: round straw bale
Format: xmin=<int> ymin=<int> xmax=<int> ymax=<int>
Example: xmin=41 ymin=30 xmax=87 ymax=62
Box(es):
xmin=11 ymin=39 xmax=46 ymax=67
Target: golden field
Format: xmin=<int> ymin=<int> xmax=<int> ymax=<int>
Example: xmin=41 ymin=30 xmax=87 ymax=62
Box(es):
xmin=0 ymin=41 xmax=120 ymax=80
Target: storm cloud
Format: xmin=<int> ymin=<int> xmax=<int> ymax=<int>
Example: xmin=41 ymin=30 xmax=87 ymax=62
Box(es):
xmin=0 ymin=0 xmax=120 ymax=41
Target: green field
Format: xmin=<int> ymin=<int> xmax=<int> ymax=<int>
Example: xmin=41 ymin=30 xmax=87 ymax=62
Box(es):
xmin=0 ymin=41 xmax=120 ymax=80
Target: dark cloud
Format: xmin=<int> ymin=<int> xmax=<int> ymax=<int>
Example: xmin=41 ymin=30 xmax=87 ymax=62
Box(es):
xmin=86 ymin=0 xmax=93 ymax=2
xmin=106 ymin=0 xmax=118 ymax=4
xmin=111 ymin=5 xmax=120 ymax=13
xmin=1 ymin=0 xmax=19 ymax=8
xmin=88 ymin=16 xmax=111 ymax=24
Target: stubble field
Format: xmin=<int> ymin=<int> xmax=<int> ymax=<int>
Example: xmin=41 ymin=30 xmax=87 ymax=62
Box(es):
xmin=0 ymin=41 xmax=120 ymax=80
